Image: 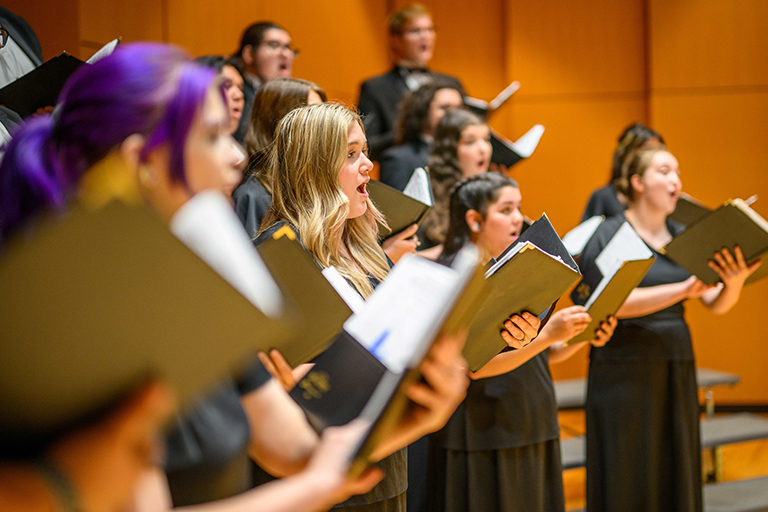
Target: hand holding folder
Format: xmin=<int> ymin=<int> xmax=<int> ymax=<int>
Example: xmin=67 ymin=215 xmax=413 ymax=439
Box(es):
xmin=369 ymin=167 xmax=433 ymax=240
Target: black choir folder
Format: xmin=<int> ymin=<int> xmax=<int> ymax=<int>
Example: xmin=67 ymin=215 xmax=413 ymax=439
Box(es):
xmin=0 ymin=39 xmax=120 ymax=118
xmin=255 ymin=226 xmax=353 ymax=366
xmin=288 ymin=246 xmax=486 ymax=477
xmin=462 ymin=214 xmax=582 ymax=372
xmin=568 ymin=221 xmax=655 ymax=345
xmin=369 ymin=167 xmax=433 ymax=239
xmin=661 ymin=198 xmax=768 ymax=286
xmin=562 ymin=215 xmax=604 ymax=259
xmin=464 ymin=81 xmax=520 ymax=118
xmin=0 ymin=199 xmax=290 ymax=440
xmin=669 ymin=193 xmax=711 ymax=227
xmin=490 ymin=125 xmax=545 ymax=168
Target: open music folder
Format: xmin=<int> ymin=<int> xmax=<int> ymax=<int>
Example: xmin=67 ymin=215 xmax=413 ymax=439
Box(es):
xmin=287 ymin=245 xmax=486 ymax=476
xmin=562 ymin=215 xmax=604 ymax=259
xmin=369 ymin=167 xmax=433 ymax=239
xmin=0 ymin=39 xmax=120 ymax=118
xmin=661 ymin=198 xmax=768 ymax=285
xmin=490 ymin=125 xmax=545 ymax=168
xmin=464 ymin=81 xmax=520 ymax=118
xmin=0 ymin=196 xmax=290 ymax=441
xmin=462 ymin=214 xmax=582 ymax=371
xmin=567 ymin=221 xmax=655 ymax=345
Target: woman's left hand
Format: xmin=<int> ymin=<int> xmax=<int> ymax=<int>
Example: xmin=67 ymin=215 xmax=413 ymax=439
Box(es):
xmin=588 ymin=315 xmax=618 ymax=347
xmin=258 ymin=349 xmax=312 ymax=392
xmin=707 ymin=246 xmax=762 ymax=290
xmin=500 ymin=312 xmax=541 ymax=349
xmin=382 ymin=224 xmax=419 ymax=264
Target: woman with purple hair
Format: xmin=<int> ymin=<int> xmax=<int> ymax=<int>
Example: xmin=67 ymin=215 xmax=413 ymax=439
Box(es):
xmin=0 ymin=42 xmax=382 ymax=512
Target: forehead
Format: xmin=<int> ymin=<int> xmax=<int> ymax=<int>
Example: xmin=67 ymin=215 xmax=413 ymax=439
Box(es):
xmin=348 ymin=121 xmax=365 ymax=143
xmin=221 ymin=65 xmax=242 ymax=82
xmin=494 ymin=185 xmax=521 ymax=204
xmin=432 ymin=88 xmax=462 ymax=104
xmin=403 ymin=14 xmax=433 ymax=30
xmin=460 ymin=124 xmax=489 ymax=138
xmin=651 ymin=150 xmax=678 ymax=168
xmin=263 ymin=28 xmax=291 ymax=42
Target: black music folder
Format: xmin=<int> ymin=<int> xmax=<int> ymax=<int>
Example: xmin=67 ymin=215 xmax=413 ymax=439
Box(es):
xmin=0 ymin=199 xmax=290 ymax=440
xmin=462 ymin=214 xmax=582 ymax=371
xmin=562 ymin=215 xmax=604 ymax=259
xmin=568 ymin=221 xmax=655 ymax=345
xmin=661 ymin=198 xmax=768 ymax=286
xmin=369 ymin=168 xmax=433 ymax=239
xmin=668 ymin=193 xmax=711 ymax=227
xmin=0 ymin=40 xmax=119 ymax=118
xmin=287 ymin=246 xmax=485 ymax=476
xmin=490 ymin=125 xmax=545 ymax=168
xmin=256 ymin=226 xmax=353 ymax=366
xmin=464 ymin=81 xmax=520 ymax=118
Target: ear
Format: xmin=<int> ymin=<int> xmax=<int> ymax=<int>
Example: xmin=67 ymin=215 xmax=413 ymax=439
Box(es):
xmin=119 ymin=134 xmax=145 ymax=173
xmin=465 ymin=209 xmax=483 ymax=233
xmin=388 ymin=33 xmax=403 ymax=57
xmin=629 ymin=173 xmax=645 ymax=197
xmin=241 ymin=45 xmax=254 ymax=66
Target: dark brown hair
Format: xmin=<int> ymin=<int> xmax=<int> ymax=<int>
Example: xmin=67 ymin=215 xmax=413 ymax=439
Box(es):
xmin=243 ymin=78 xmax=326 ymax=189
xmin=395 ymin=79 xmax=463 ymax=145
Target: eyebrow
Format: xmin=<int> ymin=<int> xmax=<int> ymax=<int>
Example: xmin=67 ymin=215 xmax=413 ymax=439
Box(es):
xmin=348 ymin=139 xmax=364 ymax=146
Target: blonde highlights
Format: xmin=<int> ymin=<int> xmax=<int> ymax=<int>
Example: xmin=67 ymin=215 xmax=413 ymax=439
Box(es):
xmin=261 ymin=103 xmax=389 ymax=297
xmin=616 ymin=147 xmax=664 ymax=203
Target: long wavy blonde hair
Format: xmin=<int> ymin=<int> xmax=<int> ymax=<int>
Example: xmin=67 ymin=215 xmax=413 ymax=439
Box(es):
xmin=261 ymin=103 xmax=389 ymax=297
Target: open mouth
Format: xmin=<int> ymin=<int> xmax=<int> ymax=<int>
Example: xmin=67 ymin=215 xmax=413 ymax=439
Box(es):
xmin=357 ymin=182 xmax=369 ymax=197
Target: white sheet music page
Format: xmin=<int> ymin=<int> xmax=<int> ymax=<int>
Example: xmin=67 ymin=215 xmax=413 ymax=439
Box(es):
xmin=321 ymin=267 xmax=366 ymax=314
xmin=510 ymin=125 xmax=545 ymax=157
xmin=402 ymin=167 xmax=433 ymax=206
xmin=343 ymin=255 xmax=457 ymax=374
xmin=562 ymin=215 xmax=604 ymax=256
xmin=169 ymin=190 xmax=283 ymax=318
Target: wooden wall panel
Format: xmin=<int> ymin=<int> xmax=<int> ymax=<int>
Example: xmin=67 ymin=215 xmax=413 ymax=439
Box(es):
xmin=2 ymin=0 xmax=79 ymax=61
xmin=650 ymin=0 xmax=768 ymax=90
xmin=507 ymin=0 xmax=646 ymax=97
xmin=79 ymin=0 xmax=164 ymax=53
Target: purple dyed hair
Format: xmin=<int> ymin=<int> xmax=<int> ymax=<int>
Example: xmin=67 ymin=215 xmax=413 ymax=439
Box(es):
xmin=0 ymin=42 xmax=218 ymax=242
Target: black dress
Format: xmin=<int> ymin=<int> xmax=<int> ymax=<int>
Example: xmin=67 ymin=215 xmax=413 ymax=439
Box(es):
xmin=163 ymin=359 xmax=273 ymax=506
xmin=581 ymin=184 xmax=626 ymax=222
xmin=580 ymin=215 xmax=702 ymax=512
xmin=378 ymin=140 xmax=430 ymax=192
xmin=232 ymin=175 xmax=273 ymax=240
xmin=427 ymin=351 xmax=565 ymax=512
xmin=254 ymin=221 xmax=407 ymax=512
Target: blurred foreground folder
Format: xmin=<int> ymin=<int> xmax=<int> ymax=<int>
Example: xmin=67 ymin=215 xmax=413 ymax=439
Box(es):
xmin=0 ymin=199 xmax=290 ymax=442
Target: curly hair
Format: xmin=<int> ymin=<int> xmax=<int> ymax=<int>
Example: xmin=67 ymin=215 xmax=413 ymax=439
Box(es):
xmin=420 ymin=109 xmax=485 ymax=246
xmin=395 ymin=79 xmax=463 ymax=145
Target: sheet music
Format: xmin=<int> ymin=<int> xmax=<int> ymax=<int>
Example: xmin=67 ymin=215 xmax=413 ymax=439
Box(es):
xmin=169 ymin=190 xmax=283 ymax=318
xmin=86 ymin=39 xmax=120 ymax=64
xmin=509 ymin=125 xmax=545 ymax=157
xmin=562 ymin=216 xmax=604 ymax=256
xmin=343 ymin=255 xmax=458 ymax=374
xmin=321 ymin=267 xmax=365 ymax=314
xmin=488 ymin=81 xmax=520 ymax=110
xmin=402 ymin=167 xmax=433 ymax=206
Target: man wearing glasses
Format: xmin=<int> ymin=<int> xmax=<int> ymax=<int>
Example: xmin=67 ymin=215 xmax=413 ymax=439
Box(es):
xmin=357 ymin=3 xmax=464 ymax=161
xmin=0 ymin=8 xmax=42 ymax=144
xmin=231 ymin=22 xmax=298 ymax=143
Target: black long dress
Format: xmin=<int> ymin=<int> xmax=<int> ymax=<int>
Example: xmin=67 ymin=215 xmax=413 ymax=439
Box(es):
xmin=427 ymin=350 xmax=565 ymax=512
xmin=581 ymin=184 xmax=626 ymax=222
xmin=232 ymin=175 xmax=273 ymax=240
xmin=579 ymin=215 xmax=702 ymax=512
xmin=254 ymin=221 xmax=407 ymax=512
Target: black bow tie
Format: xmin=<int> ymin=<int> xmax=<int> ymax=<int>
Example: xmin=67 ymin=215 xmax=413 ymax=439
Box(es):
xmin=397 ymin=65 xmax=429 ymax=75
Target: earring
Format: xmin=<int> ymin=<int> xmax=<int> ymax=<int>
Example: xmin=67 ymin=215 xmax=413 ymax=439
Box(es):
xmin=472 ymin=225 xmax=480 ymax=232
xmin=138 ymin=165 xmax=155 ymax=187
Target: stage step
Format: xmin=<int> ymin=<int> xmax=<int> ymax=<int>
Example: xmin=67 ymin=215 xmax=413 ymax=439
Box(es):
xmin=567 ymin=477 xmax=768 ymax=512
xmin=555 ymin=367 xmax=741 ymax=410
xmin=560 ymin=413 xmax=768 ymax=470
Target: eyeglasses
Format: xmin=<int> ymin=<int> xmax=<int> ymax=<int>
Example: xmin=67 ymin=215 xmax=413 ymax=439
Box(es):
xmin=0 ymin=29 xmax=8 ymax=49
xmin=260 ymin=40 xmax=299 ymax=58
xmin=403 ymin=26 xmax=435 ymax=37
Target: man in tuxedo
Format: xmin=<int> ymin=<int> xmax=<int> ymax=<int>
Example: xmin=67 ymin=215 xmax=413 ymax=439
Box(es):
xmin=357 ymin=3 xmax=464 ymax=161
xmin=231 ymin=22 xmax=296 ymax=142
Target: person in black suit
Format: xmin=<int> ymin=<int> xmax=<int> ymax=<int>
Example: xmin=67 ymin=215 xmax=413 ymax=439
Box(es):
xmin=0 ymin=7 xmax=43 ymax=88
xmin=230 ymin=22 xmax=297 ymax=143
xmin=379 ymin=79 xmax=463 ymax=191
xmin=357 ymin=3 xmax=464 ymax=161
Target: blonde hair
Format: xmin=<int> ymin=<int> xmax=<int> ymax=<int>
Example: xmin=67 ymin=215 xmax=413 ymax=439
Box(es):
xmin=261 ymin=103 xmax=389 ymax=297
xmin=388 ymin=3 xmax=432 ymax=35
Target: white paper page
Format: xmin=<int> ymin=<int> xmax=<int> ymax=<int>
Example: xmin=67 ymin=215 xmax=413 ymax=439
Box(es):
xmin=169 ymin=190 xmax=283 ymax=318
xmin=509 ymin=125 xmax=545 ymax=158
xmin=343 ymin=255 xmax=457 ymax=374
xmin=86 ymin=39 xmax=120 ymax=64
xmin=463 ymin=96 xmax=489 ymax=110
xmin=402 ymin=167 xmax=433 ymax=206
xmin=488 ymin=81 xmax=520 ymax=110
xmin=562 ymin=216 xmax=604 ymax=256
xmin=594 ymin=222 xmax=653 ymax=276
xmin=321 ymin=267 xmax=365 ymax=314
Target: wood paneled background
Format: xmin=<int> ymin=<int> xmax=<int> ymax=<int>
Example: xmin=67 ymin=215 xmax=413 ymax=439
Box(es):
xmin=8 ymin=0 xmax=767 ymax=403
